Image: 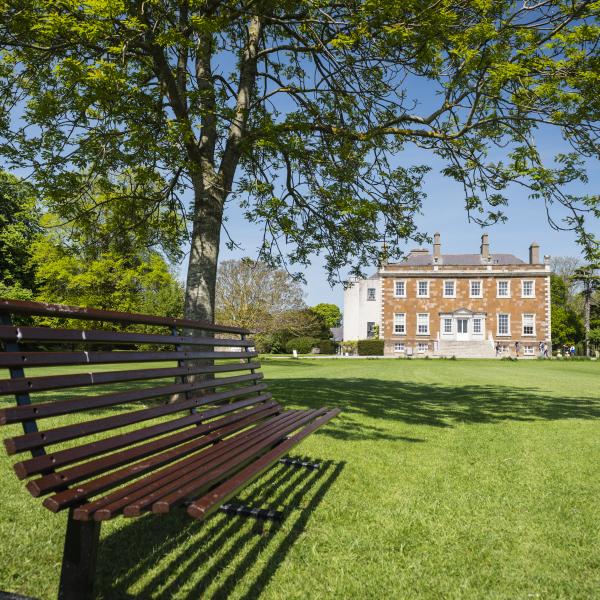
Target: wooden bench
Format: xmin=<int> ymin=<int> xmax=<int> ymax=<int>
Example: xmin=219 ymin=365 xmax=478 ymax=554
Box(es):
xmin=0 ymin=299 xmax=340 ymax=600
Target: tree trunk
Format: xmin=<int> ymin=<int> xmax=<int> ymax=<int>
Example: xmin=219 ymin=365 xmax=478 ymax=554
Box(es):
xmin=184 ymin=177 xmax=224 ymax=324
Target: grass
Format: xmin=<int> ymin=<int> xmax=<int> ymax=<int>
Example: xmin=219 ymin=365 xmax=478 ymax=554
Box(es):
xmin=1 ymin=359 xmax=600 ymax=599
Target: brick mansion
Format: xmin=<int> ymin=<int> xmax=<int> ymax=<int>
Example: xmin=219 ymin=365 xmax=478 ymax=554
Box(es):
xmin=343 ymin=233 xmax=551 ymax=358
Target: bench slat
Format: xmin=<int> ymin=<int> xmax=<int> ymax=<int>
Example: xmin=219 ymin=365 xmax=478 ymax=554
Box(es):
xmin=150 ymin=408 xmax=326 ymax=515
xmin=0 ymin=350 xmax=257 ymax=368
xmin=0 ymin=361 xmax=262 ymax=396
xmin=5 ymin=383 xmax=268 ymax=454
xmin=72 ymin=409 xmax=297 ymax=520
xmin=0 ymin=372 xmax=263 ymax=424
xmin=120 ymin=410 xmax=314 ymax=519
xmin=15 ymin=393 xmax=272 ymax=478
xmin=37 ymin=403 xmax=281 ymax=506
xmin=0 ymin=299 xmax=250 ymax=334
xmin=0 ymin=325 xmax=254 ymax=347
xmin=187 ymin=408 xmax=341 ymax=520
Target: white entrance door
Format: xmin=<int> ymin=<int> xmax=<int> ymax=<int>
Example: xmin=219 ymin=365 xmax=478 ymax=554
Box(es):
xmin=456 ymin=318 xmax=469 ymax=341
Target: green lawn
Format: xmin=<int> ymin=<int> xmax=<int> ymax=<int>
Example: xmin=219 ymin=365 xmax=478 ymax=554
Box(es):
xmin=1 ymin=359 xmax=600 ymax=599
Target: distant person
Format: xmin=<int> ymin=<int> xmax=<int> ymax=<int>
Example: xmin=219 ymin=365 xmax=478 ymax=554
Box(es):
xmin=495 ymin=342 xmax=501 ymax=357
xmin=570 ymin=345 xmax=576 ymax=356
xmin=515 ymin=341 xmax=520 ymax=357
xmin=543 ymin=342 xmax=549 ymax=358
xmin=538 ymin=341 xmax=544 ymax=355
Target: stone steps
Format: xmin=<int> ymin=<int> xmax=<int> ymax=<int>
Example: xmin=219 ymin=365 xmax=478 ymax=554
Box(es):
xmin=436 ymin=340 xmax=497 ymax=359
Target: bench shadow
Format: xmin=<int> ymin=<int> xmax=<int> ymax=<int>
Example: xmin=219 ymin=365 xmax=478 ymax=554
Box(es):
xmin=95 ymin=458 xmax=345 ymax=599
xmin=264 ymin=377 xmax=600 ymax=437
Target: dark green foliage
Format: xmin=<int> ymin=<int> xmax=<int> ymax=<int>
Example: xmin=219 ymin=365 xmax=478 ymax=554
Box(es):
xmin=285 ymin=337 xmax=319 ymax=354
xmin=550 ymin=274 xmax=584 ymax=347
xmin=0 ymin=172 xmax=41 ymax=295
xmin=357 ymin=339 xmax=384 ymax=356
xmin=318 ymin=339 xmax=336 ymax=354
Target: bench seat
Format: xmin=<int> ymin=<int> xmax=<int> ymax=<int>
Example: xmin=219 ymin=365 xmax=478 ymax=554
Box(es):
xmin=0 ymin=298 xmax=340 ymax=599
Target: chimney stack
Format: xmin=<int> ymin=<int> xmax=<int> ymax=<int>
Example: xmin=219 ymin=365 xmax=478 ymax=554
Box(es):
xmin=480 ymin=233 xmax=490 ymax=262
xmin=529 ymin=242 xmax=540 ymax=264
xmin=433 ymin=232 xmax=441 ymax=259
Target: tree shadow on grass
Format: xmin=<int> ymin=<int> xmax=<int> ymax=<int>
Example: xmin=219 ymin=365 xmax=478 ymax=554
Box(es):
xmin=265 ymin=377 xmax=600 ymax=436
xmin=96 ymin=458 xmax=345 ymax=600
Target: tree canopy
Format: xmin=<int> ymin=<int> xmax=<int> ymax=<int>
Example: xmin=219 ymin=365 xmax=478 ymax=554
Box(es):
xmin=0 ymin=170 xmax=184 ymax=321
xmin=0 ymin=1 xmax=599 ymax=322
xmin=0 ymin=172 xmax=41 ymax=298
xmin=311 ymin=303 xmax=342 ymax=329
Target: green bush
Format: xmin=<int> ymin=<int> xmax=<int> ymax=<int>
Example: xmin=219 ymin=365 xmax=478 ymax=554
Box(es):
xmin=285 ymin=336 xmax=319 ymax=354
xmin=357 ymin=339 xmax=384 ymax=356
xmin=318 ymin=339 xmax=336 ymax=354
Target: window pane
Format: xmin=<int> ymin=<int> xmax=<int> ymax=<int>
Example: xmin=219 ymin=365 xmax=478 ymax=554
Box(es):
xmin=367 ymin=322 xmax=375 ymax=338
xmin=444 ymin=318 xmax=452 ymax=333
xmin=523 ymin=314 xmax=534 ymax=335
xmin=394 ymin=313 xmax=405 ymax=334
xmin=498 ymin=314 xmax=509 ymax=334
xmin=367 ymin=287 xmax=376 ymax=301
xmin=522 ymin=281 xmax=534 ymax=296
xmin=444 ymin=281 xmax=454 ymax=296
xmin=395 ymin=281 xmax=405 ymax=296
xmin=473 ymin=319 xmax=481 ymax=333
xmin=471 ymin=281 xmax=481 ymax=296
xmin=418 ymin=281 xmax=428 ymax=296
xmin=498 ymin=281 xmax=509 ymax=296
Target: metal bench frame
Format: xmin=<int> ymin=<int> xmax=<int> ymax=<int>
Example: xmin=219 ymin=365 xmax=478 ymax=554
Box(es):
xmin=0 ymin=299 xmax=339 ymax=600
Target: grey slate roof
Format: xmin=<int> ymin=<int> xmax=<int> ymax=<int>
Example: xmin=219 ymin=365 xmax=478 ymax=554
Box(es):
xmin=395 ymin=252 xmax=525 ymax=266
xmin=330 ymin=326 xmax=343 ymax=342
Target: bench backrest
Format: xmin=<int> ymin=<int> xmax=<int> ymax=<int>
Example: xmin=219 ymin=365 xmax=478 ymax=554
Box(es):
xmin=0 ymin=299 xmax=276 ymax=512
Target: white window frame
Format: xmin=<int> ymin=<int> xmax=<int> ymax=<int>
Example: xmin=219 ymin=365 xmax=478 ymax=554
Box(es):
xmin=393 ymin=279 xmax=407 ymax=298
xmin=417 ymin=280 xmax=429 ymax=298
xmin=393 ymin=313 xmax=406 ymax=335
xmin=443 ymin=280 xmax=456 ymax=298
xmin=497 ymin=313 xmax=510 ymax=336
xmin=497 ymin=280 xmax=511 ymax=298
xmin=522 ymin=313 xmax=535 ymax=336
xmin=473 ymin=318 xmax=482 ymax=334
xmin=366 ymin=287 xmax=376 ymax=301
xmin=443 ymin=318 xmax=453 ymax=334
xmin=469 ymin=280 xmax=483 ymax=298
xmin=417 ymin=342 xmax=428 ymax=353
xmin=521 ymin=280 xmax=535 ymax=298
xmin=417 ymin=313 xmax=429 ymax=335
xmin=523 ymin=345 xmax=535 ymax=356
xmin=393 ymin=342 xmax=406 ymax=353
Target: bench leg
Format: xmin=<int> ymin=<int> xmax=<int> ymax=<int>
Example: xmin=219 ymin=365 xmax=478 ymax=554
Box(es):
xmin=58 ymin=509 xmax=101 ymax=600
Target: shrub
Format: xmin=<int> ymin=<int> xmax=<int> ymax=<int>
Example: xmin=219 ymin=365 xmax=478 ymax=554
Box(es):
xmin=339 ymin=340 xmax=357 ymax=355
xmin=357 ymin=339 xmax=384 ymax=356
xmin=318 ymin=339 xmax=336 ymax=354
xmin=285 ymin=336 xmax=319 ymax=354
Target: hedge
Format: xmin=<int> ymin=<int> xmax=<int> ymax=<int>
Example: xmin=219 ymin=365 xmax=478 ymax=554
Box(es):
xmin=285 ymin=336 xmax=319 ymax=354
xmin=357 ymin=339 xmax=384 ymax=355
xmin=318 ymin=339 xmax=336 ymax=354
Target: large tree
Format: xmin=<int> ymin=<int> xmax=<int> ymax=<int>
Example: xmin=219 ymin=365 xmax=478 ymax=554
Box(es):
xmin=0 ymin=1 xmax=599 ymax=324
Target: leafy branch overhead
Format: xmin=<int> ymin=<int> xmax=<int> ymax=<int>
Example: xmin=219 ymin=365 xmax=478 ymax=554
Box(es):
xmin=0 ymin=0 xmax=599 ymax=317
